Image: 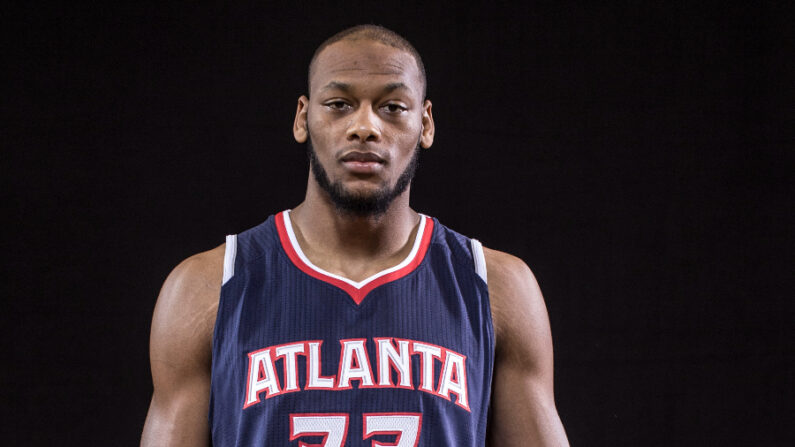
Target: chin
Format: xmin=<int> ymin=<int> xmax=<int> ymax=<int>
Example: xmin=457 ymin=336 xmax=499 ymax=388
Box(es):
xmin=338 ymin=177 xmax=389 ymax=194
xmin=338 ymin=185 xmax=388 ymax=202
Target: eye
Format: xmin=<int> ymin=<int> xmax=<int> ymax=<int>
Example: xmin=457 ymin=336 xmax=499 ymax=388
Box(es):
xmin=382 ymin=103 xmax=407 ymax=114
xmin=325 ymin=101 xmax=350 ymax=111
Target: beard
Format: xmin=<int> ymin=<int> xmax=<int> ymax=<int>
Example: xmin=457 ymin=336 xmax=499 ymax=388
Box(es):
xmin=306 ymin=133 xmax=421 ymax=217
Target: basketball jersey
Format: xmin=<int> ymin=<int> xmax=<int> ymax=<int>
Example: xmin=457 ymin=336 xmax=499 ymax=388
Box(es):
xmin=209 ymin=210 xmax=494 ymax=446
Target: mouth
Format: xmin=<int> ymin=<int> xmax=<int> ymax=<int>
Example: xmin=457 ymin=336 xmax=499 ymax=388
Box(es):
xmin=339 ymin=151 xmax=385 ymax=174
xmin=340 ymin=151 xmax=385 ymax=163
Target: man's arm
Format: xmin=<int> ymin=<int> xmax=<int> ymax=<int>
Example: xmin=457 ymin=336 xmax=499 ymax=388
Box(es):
xmin=140 ymin=245 xmax=224 ymax=447
xmin=484 ymin=247 xmax=569 ymax=446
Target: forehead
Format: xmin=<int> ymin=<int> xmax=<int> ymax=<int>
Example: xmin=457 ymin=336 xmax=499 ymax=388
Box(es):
xmin=310 ymin=39 xmax=422 ymax=97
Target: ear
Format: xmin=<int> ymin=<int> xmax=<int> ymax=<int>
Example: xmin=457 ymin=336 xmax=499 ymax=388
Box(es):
xmin=420 ymin=99 xmax=435 ymax=149
xmin=293 ymin=95 xmax=309 ymax=143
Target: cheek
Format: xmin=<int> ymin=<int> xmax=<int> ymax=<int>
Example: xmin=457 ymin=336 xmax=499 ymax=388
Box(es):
xmin=395 ymin=120 xmax=423 ymax=148
xmin=307 ymin=116 xmax=336 ymax=151
xmin=386 ymin=114 xmax=422 ymax=140
xmin=396 ymin=133 xmax=420 ymax=150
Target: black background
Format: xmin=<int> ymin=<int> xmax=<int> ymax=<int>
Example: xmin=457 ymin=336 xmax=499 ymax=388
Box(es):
xmin=4 ymin=2 xmax=793 ymax=445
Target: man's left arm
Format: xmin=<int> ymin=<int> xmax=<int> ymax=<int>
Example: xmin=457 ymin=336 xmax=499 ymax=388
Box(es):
xmin=484 ymin=247 xmax=569 ymax=446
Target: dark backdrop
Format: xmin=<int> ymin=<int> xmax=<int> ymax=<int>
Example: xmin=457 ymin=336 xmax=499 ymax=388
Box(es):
xmin=4 ymin=2 xmax=792 ymax=445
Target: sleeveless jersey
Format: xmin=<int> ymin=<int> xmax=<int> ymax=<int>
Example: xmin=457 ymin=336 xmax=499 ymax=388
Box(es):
xmin=209 ymin=210 xmax=494 ymax=446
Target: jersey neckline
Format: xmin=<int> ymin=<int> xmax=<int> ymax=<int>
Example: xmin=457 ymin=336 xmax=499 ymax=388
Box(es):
xmin=274 ymin=210 xmax=434 ymax=305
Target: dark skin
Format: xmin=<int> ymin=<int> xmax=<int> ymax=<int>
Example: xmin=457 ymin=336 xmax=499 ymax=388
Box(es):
xmin=141 ymin=38 xmax=569 ymax=446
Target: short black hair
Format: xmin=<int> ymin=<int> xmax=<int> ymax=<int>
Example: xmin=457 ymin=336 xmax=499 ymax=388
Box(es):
xmin=307 ymin=24 xmax=427 ymax=99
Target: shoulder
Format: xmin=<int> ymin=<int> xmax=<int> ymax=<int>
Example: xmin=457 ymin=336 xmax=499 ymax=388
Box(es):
xmin=164 ymin=245 xmax=225 ymax=293
xmin=482 ymin=247 xmax=552 ymax=363
xmin=156 ymin=244 xmax=225 ymax=318
xmin=482 ymin=247 xmax=539 ymax=297
xmin=150 ymin=244 xmax=226 ymax=369
xmin=483 ymin=247 xmax=543 ymax=316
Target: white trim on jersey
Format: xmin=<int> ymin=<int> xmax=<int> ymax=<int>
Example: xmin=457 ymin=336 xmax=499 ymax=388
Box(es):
xmin=282 ymin=209 xmax=427 ymax=289
xmin=470 ymin=239 xmax=487 ymax=284
xmin=222 ymin=234 xmax=237 ymax=285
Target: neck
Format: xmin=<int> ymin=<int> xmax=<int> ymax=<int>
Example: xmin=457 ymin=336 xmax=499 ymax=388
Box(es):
xmin=289 ymin=179 xmax=419 ymax=261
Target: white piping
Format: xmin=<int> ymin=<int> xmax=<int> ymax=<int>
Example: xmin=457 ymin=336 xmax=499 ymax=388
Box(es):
xmin=470 ymin=238 xmax=487 ymax=284
xmin=222 ymin=234 xmax=237 ymax=285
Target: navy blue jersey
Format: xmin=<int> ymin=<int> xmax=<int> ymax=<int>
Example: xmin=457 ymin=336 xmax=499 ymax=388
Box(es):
xmin=210 ymin=210 xmax=494 ymax=446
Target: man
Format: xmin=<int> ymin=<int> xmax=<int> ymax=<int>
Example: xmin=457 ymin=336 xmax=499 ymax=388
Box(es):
xmin=141 ymin=25 xmax=569 ymax=446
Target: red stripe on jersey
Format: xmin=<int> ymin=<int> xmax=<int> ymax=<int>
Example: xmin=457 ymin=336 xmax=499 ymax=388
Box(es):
xmin=275 ymin=211 xmax=434 ymax=305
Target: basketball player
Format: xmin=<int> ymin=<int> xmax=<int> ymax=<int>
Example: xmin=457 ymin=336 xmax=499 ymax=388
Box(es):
xmin=141 ymin=25 xmax=569 ymax=446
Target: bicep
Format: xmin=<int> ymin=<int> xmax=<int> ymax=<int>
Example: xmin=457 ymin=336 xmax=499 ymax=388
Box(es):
xmin=485 ymin=249 xmax=568 ymax=446
xmin=141 ymin=372 xmax=211 ymax=447
xmin=488 ymin=352 xmax=563 ymax=446
xmin=141 ymin=252 xmax=221 ymax=447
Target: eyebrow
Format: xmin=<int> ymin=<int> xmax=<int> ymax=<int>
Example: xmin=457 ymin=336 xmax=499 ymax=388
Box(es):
xmin=384 ymin=82 xmax=411 ymax=93
xmin=319 ymin=81 xmax=412 ymax=94
xmin=320 ymin=81 xmax=352 ymax=93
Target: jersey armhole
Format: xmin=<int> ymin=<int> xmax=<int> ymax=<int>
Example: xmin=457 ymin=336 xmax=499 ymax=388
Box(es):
xmin=470 ymin=238 xmax=487 ymax=284
xmin=222 ymin=234 xmax=237 ymax=285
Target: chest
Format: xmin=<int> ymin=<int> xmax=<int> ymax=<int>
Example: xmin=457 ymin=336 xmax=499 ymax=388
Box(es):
xmin=209 ymin=238 xmax=494 ymax=446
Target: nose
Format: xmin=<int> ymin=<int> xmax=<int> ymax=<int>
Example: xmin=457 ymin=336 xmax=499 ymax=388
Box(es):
xmin=345 ymin=105 xmax=381 ymax=142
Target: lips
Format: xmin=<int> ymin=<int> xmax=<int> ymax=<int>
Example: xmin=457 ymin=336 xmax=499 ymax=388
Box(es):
xmin=340 ymin=151 xmax=385 ymax=163
xmin=340 ymin=151 xmax=385 ymax=174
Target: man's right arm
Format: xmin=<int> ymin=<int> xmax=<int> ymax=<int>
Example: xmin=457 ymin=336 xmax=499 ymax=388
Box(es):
xmin=140 ymin=246 xmax=224 ymax=447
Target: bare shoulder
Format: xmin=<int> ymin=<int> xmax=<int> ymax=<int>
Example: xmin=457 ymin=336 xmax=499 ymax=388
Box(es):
xmin=150 ymin=244 xmax=226 ymax=370
xmin=482 ymin=247 xmax=541 ymax=303
xmin=157 ymin=244 xmax=226 ymax=310
xmin=482 ymin=247 xmax=551 ymax=357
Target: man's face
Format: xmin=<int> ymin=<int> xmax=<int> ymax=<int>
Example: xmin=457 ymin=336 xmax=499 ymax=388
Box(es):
xmin=294 ymin=39 xmax=434 ymax=216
